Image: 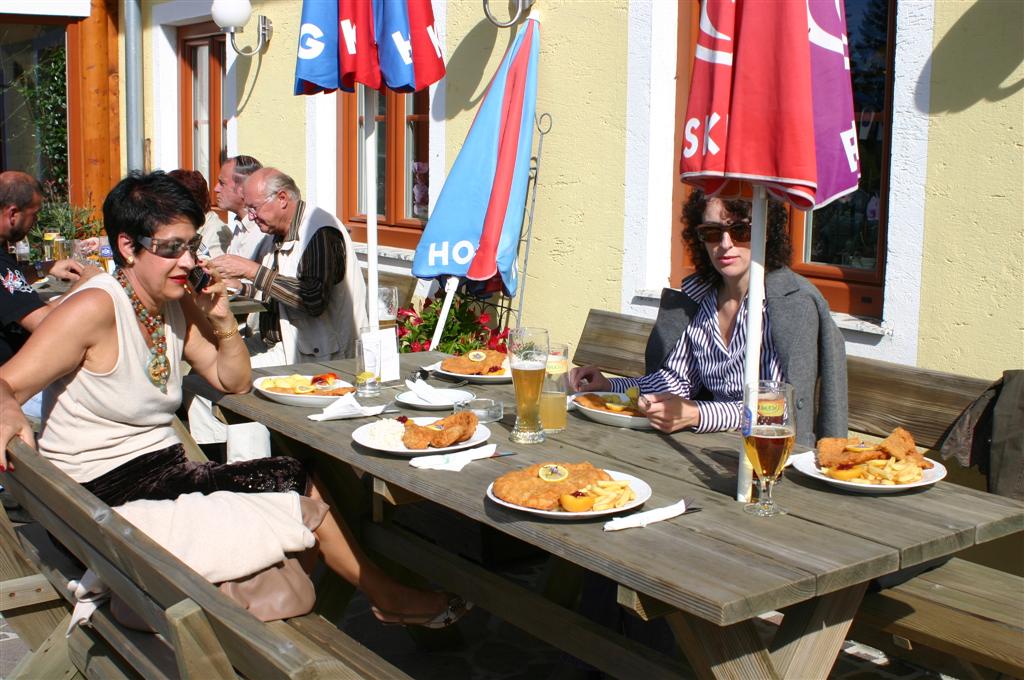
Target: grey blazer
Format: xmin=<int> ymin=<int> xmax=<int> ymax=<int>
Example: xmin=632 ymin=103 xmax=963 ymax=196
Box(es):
xmin=645 ymin=268 xmax=848 ymax=448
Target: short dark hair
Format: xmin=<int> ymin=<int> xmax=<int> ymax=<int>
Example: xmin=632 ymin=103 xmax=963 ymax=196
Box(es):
xmin=681 ymin=189 xmax=792 ymax=286
xmin=0 ymin=171 xmax=42 ymax=210
xmin=103 ymin=171 xmax=204 ymax=266
xmin=228 ymin=155 xmax=262 ymax=182
xmin=168 ymin=169 xmax=211 ymax=213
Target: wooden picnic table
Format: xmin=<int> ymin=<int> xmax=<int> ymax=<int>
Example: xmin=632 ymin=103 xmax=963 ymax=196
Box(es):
xmin=184 ymin=351 xmax=1024 ymax=680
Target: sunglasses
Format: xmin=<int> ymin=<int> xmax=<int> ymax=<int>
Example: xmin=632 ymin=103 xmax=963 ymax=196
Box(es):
xmin=135 ymin=234 xmax=204 ymax=259
xmin=696 ymin=219 xmax=752 ymax=244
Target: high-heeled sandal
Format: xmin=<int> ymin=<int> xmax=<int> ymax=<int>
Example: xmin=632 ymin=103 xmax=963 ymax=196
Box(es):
xmin=371 ymin=593 xmax=471 ymax=629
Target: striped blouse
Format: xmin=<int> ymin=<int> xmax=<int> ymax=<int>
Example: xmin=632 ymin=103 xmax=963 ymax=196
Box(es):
xmin=609 ymin=276 xmax=784 ymax=433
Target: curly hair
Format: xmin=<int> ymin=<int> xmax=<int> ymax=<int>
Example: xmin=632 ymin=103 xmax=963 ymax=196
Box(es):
xmin=681 ymin=189 xmax=792 ymax=286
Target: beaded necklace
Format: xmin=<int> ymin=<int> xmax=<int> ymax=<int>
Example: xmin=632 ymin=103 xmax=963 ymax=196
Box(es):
xmin=115 ymin=268 xmax=169 ymax=393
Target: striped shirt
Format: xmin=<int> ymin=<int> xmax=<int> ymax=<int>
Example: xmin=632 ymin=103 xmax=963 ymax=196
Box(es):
xmin=609 ymin=276 xmax=784 ymax=433
xmin=240 ymin=201 xmax=347 ymax=345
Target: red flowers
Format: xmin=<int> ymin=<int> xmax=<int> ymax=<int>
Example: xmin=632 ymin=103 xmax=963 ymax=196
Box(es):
xmin=396 ymin=292 xmax=508 ymax=355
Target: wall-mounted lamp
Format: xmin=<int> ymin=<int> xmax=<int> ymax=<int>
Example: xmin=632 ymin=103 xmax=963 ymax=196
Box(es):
xmin=211 ymin=0 xmax=273 ymax=57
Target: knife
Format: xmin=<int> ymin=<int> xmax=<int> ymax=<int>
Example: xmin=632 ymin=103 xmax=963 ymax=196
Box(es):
xmin=490 ymin=451 xmax=517 ymax=458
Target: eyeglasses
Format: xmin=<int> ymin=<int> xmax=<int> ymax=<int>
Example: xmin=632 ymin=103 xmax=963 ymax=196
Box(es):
xmin=135 ymin=234 xmax=203 ymax=259
xmin=696 ymin=219 xmax=752 ymax=244
xmin=245 ymin=194 xmax=275 ymax=218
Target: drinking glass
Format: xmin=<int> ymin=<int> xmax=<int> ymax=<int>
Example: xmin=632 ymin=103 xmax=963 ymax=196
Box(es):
xmin=355 ymin=333 xmax=382 ymax=398
xmin=508 ymin=327 xmax=549 ymax=443
xmin=743 ymin=380 xmax=795 ymax=517
xmin=378 ymin=286 xmax=399 ymax=330
xmin=541 ymin=342 xmax=570 ymax=433
xmin=52 ymin=237 xmax=69 ymax=261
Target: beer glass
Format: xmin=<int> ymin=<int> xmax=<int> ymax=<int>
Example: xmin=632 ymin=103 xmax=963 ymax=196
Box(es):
xmin=378 ymin=286 xmax=399 ymax=329
xmin=508 ymin=327 xmax=548 ymax=444
xmin=743 ymin=380 xmax=795 ymax=517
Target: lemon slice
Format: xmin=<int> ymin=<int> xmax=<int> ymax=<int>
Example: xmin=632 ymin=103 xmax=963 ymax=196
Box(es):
xmin=355 ymin=371 xmax=376 ymax=383
xmin=844 ymin=442 xmax=878 ymax=452
xmin=293 ymin=385 xmax=316 ymax=393
xmin=467 ymin=350 xmax=487 ymax=362
xmin=538 ymin=464 xmax=569 ymax=482
xmin=625 ymin=386 xmax=640 ymax=404
xmin=604 ymin=402 xmax=627 ymax=412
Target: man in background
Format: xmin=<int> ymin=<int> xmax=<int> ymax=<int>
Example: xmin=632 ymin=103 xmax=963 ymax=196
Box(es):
xmin=214 ymin=154 xmax=269 ymax=261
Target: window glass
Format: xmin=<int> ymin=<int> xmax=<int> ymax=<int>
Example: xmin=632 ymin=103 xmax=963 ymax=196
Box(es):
xmin=0 ymin=24 xmax=67 ymax=190
xmin=803 ymin=0 xmax=888 ymax=272
xmin=404 ymin=90 xmax=429 ymax=220
xmin=191 ymin=43 xmax=210 ymax=184
xmin=356 ymin=85 xmax=387 ymax=217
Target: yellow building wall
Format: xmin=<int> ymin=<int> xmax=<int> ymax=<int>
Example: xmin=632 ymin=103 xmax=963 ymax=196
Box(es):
xmin=917 ymin=2 xmax=1024 ymax=379
xmin=444 ymin=2 xmax=629 ymax=346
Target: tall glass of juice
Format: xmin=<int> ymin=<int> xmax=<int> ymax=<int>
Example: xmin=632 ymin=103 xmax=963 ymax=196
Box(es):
xmin=508 ymin=327 xmax=548 ymax=444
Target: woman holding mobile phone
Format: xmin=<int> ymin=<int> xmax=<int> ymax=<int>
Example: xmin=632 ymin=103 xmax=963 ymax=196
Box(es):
xmin=0 ymin=171 xmax=468 ymax=629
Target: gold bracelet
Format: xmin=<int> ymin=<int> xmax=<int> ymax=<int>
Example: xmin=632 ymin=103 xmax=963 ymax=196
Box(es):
xmin=213 ymin=326 xmax=240 ymax=340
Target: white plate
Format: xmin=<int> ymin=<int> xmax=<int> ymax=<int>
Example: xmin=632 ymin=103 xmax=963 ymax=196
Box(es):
xmin=572 ymin=392 xmax=653 ymax=430
xmin=789 ymin=451 xmax=947 ymax=494
xmin=253 ymin=375 xmax=355 ymax=408
xmin=487 ymin=470 xmax=652 ymax=519
xmin=395 ymin=388 xmax=475 ymax=410
xmin=351 ymin=417 xmax=491 ymax=456
xmin=432 ymin=356 xmax=513 ymax=384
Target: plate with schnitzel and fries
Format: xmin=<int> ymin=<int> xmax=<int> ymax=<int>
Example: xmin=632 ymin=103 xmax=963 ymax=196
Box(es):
xmin=254 ymin=373 xmax=355 ymax=407
xmin=572 ymin=391 xmax=653 ymax=429
xmin=791 ymin=427 xmax=947 ymax=493
xmin=352 ymin=414 xmax=491 ymax=456
xmin=432 ymin=350 xmax=513 ymax=383
xmin=486 ymin=462 xmax=652 ymax=519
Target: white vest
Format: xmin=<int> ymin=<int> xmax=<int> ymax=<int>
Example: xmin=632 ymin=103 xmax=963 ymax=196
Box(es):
xmin=260 ymin=205 xmax=367 ymax=363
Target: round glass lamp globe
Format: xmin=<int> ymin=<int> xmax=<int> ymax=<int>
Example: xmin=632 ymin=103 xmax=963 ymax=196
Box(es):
xmin=211 ymin=0 xmax=253 ymax=29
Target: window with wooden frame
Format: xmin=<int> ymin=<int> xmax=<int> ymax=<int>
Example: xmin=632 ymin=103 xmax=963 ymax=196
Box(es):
xmin=177 ymin=22 xmax=225 ymax=192
xmin=338 ymin=85 xmax=430 ymax=250
xmin=672 ymin=0 xmax=894 ymax=318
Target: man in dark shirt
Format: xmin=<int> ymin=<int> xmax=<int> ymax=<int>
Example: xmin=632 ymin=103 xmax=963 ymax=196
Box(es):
xmin=0 ymin=171 xmax=97 ymax=364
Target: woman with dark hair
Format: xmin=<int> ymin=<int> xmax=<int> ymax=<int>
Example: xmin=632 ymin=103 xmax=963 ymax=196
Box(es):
xmin=570 ymin=189 xmax=847 ymax=447
xmin=0 ymin=171 xmax=468 ymax=628
xmin=168 ymin=169 xmax=232 ymax=257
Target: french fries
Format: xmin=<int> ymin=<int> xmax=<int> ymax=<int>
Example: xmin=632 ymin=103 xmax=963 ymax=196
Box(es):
xmin=822 ymin=456 xmax=924 ymax=485
xmin=576 ymin=479 xmax=636 ymax=511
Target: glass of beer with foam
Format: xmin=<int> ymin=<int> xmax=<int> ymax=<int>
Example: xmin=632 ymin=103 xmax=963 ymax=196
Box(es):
xmin=742 ymin=380 xmax=795 ymax=517
xmin=508 ymin=327 xmax=549 ymax=444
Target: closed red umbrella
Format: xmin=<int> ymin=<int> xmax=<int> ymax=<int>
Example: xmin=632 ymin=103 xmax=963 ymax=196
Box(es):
xmin=680 ymin=0 xmax=860 ymax=500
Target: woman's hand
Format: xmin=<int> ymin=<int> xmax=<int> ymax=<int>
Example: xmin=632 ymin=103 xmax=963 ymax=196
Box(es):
xmin=639 ymin=392 xmax=700 ymax=433
xmin=569 ymin=365 xmax=611 ymax=392
xmin=0 ymin=379 xmax=34 ymax=470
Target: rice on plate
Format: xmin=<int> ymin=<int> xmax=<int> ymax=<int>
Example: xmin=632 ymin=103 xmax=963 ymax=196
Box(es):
xmin=362 ymin=419 xmax=406 ymax=450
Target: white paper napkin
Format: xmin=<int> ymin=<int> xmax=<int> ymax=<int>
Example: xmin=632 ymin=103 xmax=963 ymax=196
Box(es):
xmin=405 ymin=379 xmax=448 ymax=405
xmin=421 ymin=360 xmax=442 ymax=372
xmin=307 ymin=393 xmax=387 ymax=421
xmin=409 ymin=444 xmax=497 ymax=472
xmin=603 ymin=499 xmax=688 ymax=532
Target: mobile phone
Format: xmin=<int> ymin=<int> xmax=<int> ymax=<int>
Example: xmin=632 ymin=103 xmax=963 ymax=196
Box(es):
xmin=187 ymin=266 xmax=212 ymax=293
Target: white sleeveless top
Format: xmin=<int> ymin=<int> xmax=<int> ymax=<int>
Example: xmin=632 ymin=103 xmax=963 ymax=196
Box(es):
xmin=38 ymin=273 xmax=185 ymax=483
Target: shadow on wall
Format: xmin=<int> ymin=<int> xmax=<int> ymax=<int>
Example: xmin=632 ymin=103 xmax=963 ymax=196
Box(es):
xmin=916 ymin=0 xmax=1024 ymax=113
xmin=436 ymin=14 xmax=524 ymax=120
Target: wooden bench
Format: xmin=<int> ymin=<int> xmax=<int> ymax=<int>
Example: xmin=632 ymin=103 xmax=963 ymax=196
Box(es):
xmin=574 ymin=307 xmax=1024 ymax=679
xmin=0 ymin=436 xmax=411 ymax=680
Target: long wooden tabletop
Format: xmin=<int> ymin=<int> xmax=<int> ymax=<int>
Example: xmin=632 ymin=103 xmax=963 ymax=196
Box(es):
xmin=184 ymin=352 xmax=1024 ymax=629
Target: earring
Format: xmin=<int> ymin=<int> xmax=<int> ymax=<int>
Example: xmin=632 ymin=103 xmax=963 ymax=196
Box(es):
xmin=125 ymin=255 xmax=135 ymax=266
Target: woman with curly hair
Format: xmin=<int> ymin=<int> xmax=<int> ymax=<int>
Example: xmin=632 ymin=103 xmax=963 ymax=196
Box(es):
xmin=570 ymin=189 xmax=847 ymax=447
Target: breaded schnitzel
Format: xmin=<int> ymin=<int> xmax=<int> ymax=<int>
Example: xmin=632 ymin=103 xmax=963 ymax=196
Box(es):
xmin=492 ymin=462 xmax=611 ymax=511
xmin=441 ymin=350 xmax=507 ymax=376
xmin=402 ymin=412 xmax=479 ymax=449
xmin=574 ymin=392 xmax=643 ymax=417
xmin=816 ymin=427 xmax=932 ymax=470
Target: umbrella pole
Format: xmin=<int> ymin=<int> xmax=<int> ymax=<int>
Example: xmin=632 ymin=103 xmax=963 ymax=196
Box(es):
xmin=514 ymin=113 xmax=552 ymax=324
xmin=737 ymin=185 xmax=768 ymax=502
xmin=364 ymin=86 xmax=380 ymax=331
xmin=430 ymin=276 xmax=459 ymax=350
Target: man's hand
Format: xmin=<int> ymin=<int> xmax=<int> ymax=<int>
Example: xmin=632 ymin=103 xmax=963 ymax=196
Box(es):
xmin=569 ymin=365 xmax=611 ymax=392
xmin=209 ymin=254 xmax=260 ymax=281
xmin=48 ymin=259 xmax=85 ymax=281
xmin=638 ymin=392 xmax=700 ymax=433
